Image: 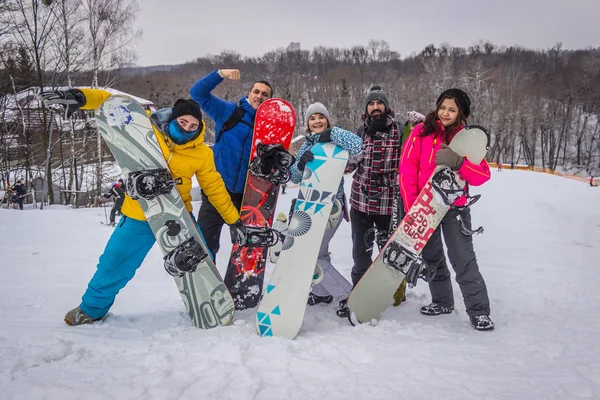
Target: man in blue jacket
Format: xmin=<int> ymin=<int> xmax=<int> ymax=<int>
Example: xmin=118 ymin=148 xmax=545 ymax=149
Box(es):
xmin=190 ymin=69 xmax=273 ymax=261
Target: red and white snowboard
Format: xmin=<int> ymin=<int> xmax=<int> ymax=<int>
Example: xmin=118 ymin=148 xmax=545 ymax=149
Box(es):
xmin=347 ymin=126 xmax=490 ymax=324
xmin=224 ymin=99 xmax=296 ymax=310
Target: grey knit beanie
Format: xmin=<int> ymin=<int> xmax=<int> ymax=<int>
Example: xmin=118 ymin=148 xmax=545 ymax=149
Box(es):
xmin=305 ymin=102 xmax=331 ymax=126
xmin=364 ymin=85 xmax=389 ymax=113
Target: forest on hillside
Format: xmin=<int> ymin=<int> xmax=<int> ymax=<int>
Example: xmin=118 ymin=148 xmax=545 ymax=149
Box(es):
xmin=1 ymin=0 xmax=599 ymax=205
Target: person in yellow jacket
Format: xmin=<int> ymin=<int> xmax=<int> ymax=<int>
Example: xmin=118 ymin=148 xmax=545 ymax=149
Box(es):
xmin=40 ymin=88 xmax=247 ymax=326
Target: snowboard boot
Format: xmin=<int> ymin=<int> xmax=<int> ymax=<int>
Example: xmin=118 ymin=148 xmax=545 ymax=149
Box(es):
xmin=470 ymin=315 xmax=495 ymax=331
xmin=64 ymin=306 xmax=98 ymax=326
xmin=307 ymin=293 xmax=333 ymax=306
xmin=336 ymin=299 xmax=349 ymax=318
xmin=420 ymin=302 xmax=454 ymax=316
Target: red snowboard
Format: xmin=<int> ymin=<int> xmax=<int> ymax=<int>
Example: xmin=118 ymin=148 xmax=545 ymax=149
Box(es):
xmin=224 ymin=99 xmax=296 ymax=310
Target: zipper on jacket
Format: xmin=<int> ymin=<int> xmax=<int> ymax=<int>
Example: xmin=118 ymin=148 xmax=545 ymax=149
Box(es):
xmin=429 ymin=138 xmax=437 ymax=164
xmin=406 ymin=137 xmax=416 ymax=159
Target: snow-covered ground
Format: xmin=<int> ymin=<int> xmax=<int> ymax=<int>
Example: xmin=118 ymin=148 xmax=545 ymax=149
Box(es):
xmin=1 ymin=170 xmax=599 ymax=400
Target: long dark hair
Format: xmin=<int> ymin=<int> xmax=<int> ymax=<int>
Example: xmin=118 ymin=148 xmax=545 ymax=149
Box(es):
xmin=421 ymin=95 xmax=468 ymax=138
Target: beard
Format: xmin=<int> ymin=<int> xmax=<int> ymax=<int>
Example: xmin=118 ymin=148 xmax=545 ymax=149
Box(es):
xmin=365 ymin=113 xmax=388 ymax=136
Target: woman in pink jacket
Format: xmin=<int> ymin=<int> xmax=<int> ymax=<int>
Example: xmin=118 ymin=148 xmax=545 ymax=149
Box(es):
xmin=399 ymin=88 xmax=493 ymax=331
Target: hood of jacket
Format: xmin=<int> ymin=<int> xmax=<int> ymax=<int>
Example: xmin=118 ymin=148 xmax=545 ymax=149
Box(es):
xmin=150 ymin=108 xmax=206 ymax=149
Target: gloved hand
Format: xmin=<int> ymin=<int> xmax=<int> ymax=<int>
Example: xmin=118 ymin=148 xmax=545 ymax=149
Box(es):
xmin=229 ymin=219 xmax=247 ymax=245
xmin=317 ymin=128 xmax=332 ymax=143
xmin=297 ymin=150 xmax=314 ymax=171
xmin=39 ymin=89 xmax=86 ymax=119
xmin=435 ymin=144 xmax=464 ymax=171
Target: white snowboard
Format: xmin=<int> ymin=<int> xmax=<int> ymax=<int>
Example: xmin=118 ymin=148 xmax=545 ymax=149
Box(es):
xmin=256 ymin=142 xmax=348 ymax=339
xmin=347 ymin=126 xmax=490 ymax=324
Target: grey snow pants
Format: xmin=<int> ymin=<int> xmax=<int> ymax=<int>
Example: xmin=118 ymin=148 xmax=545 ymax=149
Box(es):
xmin=310 ymin=216 xmax=352 ymax=301
xmin=422 ymin=207 xmax=490 ymax=317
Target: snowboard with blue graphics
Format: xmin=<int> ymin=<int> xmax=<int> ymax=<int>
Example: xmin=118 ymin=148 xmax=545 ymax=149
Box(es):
xmin=95 ymin=95 xmax=235 ymax=329
xmin=256 ymin=142 xmax=349 ymax=339
xmin=347 ymin=126 xmax=490 ymax=324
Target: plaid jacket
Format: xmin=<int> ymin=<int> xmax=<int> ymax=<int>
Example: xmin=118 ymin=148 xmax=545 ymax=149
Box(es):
xmin=347 ymin=115 xmax=402 ymax=215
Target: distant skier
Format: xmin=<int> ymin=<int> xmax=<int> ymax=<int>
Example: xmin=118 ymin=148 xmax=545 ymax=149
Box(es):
xmin=12 ymin=180 xmax=27 ymax=210
xmin=102 ymin=182 xmax=125 ymax=226
xmin=399 ymin=88 xmax=494 ymax=331
xmin=40 ymin=88 xmax=248 ymax=326
xmin=590 ymin=176 xmax=597 ymax=187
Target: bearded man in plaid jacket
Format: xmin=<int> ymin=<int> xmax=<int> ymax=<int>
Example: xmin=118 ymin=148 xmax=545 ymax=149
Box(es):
xmin=346 ymin=86 xmax=403 ymax=286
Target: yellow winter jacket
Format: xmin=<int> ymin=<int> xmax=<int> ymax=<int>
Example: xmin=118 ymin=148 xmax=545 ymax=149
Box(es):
xmin=79 ymin=88 xmax=239 ymax=224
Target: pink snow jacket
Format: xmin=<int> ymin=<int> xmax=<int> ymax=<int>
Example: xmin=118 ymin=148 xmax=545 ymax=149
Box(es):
xmin=399 ymin=121 xmax=491 ymax=213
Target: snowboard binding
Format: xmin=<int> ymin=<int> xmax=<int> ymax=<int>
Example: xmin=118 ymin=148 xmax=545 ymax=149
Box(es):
xmin=431 ymin=167 xmax=465 ymax=206
xmin=405 ymin=258 xmax=435 ymax=288
xmin=382 ymin=242 xmax=435 ymax=287
xmin=244 ymin=226 xmax=283 ymax=248
xmin=163 ymin=237 xmax=209 ymax=277
xmin=382 ymin=242 xmax=418 ymax=273
xmin=127 ymin=168 xmax=182 ymax=201
xmin=364 ymin=227 xmax=392 ymax=253
xmin=431 ymin=167 xmax=484 ymax=236
xmin=248 ymin=143 xmax=296 ymax=185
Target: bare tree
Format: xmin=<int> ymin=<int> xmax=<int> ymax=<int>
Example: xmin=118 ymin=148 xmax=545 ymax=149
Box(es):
xmin=81 ymin=0 xmax=141 ymax=194
xmin=44 ymin=0 xmax=88 ymax=205
xmin=6 ymin=0 xmax=57 ymax=202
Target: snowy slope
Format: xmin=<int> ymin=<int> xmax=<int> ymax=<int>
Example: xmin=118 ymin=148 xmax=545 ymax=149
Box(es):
xmin=1 ymin=170 xmax=599 ymax=400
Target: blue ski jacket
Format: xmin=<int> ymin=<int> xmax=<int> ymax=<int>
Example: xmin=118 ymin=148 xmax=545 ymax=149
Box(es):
xmin=190 ymin=70 xmax=256 ymax=194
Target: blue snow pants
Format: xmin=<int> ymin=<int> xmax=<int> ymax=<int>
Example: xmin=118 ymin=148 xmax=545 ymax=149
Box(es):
xmin=80 ymin=216 xmax=156 ymax=319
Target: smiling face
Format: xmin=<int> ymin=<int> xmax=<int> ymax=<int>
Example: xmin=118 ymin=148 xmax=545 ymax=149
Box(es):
xmin=307 ymin=113 xmax=329 ymax=133
xmin=247 ymin=83 xmax=272 ymax=110
xmin=176 ymin=115 xmax=200 ymax=132
xmin=367 ymin=100 xmax=386 ymax=117
xmin=437 ymin=98 xmax=460 ymax=127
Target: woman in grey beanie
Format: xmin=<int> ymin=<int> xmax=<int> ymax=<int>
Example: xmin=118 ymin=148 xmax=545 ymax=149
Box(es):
xmin=287 ymin=102 xmax=363 ymax=312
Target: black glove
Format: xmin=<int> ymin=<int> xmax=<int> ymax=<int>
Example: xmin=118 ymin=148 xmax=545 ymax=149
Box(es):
xmin=435 ymin=144 xmax=464 ymax=171
xmin=317 ymin=128 xmax=332 ymax=143
xmin=229 ymin=220 xmax=247 ymax=245
xmin=39 ymin=89 xmax=86 ymax=119
xmin=297 ymin=150 xmax=314 ymax=171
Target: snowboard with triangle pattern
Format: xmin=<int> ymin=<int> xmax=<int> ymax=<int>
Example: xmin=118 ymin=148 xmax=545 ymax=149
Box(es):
xmin=256 ymin=142 xmax=349 ymax=339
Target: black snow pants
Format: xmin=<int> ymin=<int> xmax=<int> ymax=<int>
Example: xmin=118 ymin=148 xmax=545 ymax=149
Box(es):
xmin=196 ymin=190 xmax=243 ymax=260
xmin=349 ymin=207 xmax=392 ymax=286
xmin=422 ymin=207 xmax=490 ymax=317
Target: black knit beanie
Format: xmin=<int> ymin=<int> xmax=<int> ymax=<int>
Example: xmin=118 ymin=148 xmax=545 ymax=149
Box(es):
xmin=364 ymin=85 xmax=389 ymax=113
xmin=170 ymin=99 xmax=203 ymax=123
xmin=436 ymin=88 xmax=471 ymax=118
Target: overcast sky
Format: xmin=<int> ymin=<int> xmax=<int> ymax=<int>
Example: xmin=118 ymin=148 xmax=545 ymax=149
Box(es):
xmin=134 ymin=0 xmax=600 ymax=67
